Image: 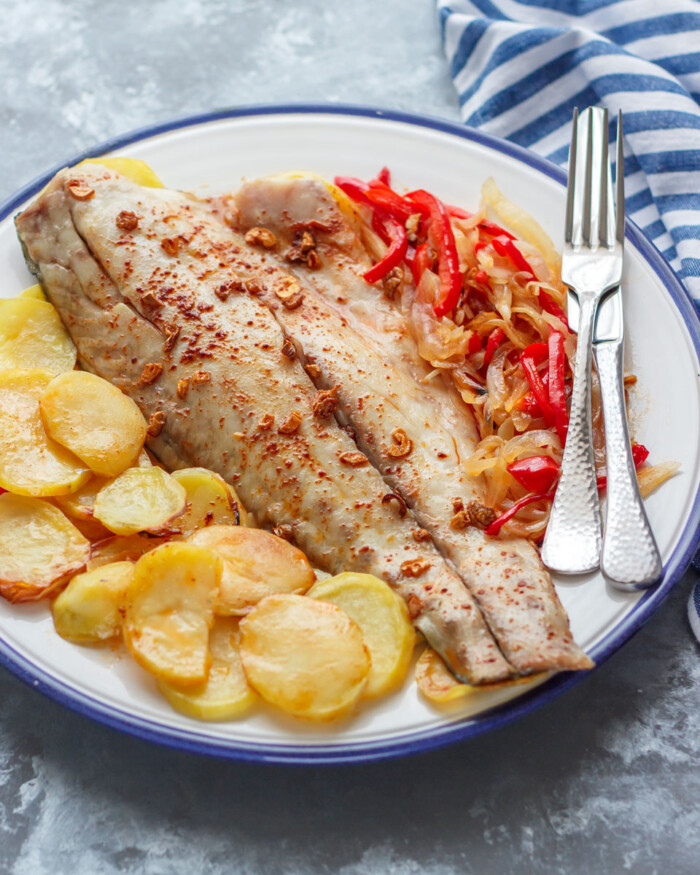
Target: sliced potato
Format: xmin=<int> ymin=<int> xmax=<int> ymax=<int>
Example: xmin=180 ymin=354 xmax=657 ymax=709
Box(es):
xmin=0 ymin=368 xmax=90 ymax=496
xmin=0 ymin=494 xmax=89 ymax=602
xmin=157 ymin=617 xmax=257 ymax=720
xmin=308 ymin=572 xmax=415 ymax=698
xmin=77 ymin=157 xmax=164 ymax=188
xmin=19 ymin=284 xmax=46 ymax=301
xmin=87 ymin=533 xmax=170 ymax=570
xmin=52 ymin=561 xmax=134 ymax=643
xmin=189 ymin=525 xmax=314 ymax=615
xmin=52 ymin=474 xmax=111 ymax=521
xmin=170 ymin=468 xmax=241 ymax=537
xmin=239 ymin=594 xmax=370 ymax=721
xmin=414 ymin=647 xmax=546 ymax=703
xmin=414 ymin=647 xmax=471 ymax=703
xmin=93 ymin=467 xmax=186 ymax=536
xmin=123 ymin=542 xmax=221 ymax=686
xmin=0 ymin=298 xmax=76 ymax=374
xmin=52 ymin=474 xmax=125 ymax=540
xmin=40 ymin=371 xmax=147 ymax=477
xmin=69 ymin=515 xmax=113 ymax=542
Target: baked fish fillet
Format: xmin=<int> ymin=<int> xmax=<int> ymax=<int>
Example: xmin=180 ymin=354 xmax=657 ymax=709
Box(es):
xmin=230 ymin=175 xmax=593 ymax=673
xmin=15 ymin=165 xmax=514 ymax=684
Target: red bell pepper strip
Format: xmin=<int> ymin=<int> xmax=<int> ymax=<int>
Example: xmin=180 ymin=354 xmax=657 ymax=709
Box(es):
xmin=334 ymin=176 xmax=373 ymax=207
xmin=376 ymin=166 xmax=391 ymax=186
xmin=521 ymin=342 xmax=555 ymax=427
xmin=485 ymin=491 xmax=556 ymax=536
xmin=522 ymin=341 xmax=548 ymax=363
xmin=596 ymin=443 xmax=649 ymax=491
xmin=404 ymin=196 xmax=431 ymax=222
xmin=507 ymin=456 xmax=560 ymax=493
xmin=516 ymin=391 xmax=542 ymax=416
xmin=447 ymin=205 xmax=473 ymax=220
xmin=483 ymin=327 xmax=505 ymax=367
xmin=491 ymin=235 xmax=537 ymax=278
xmin=548 ymin=330 xmax=568 ymax=445
xmin=478 ymin=220 xmax=515 ymax=240
xmin=540 ymin=291 xmax=570 ymax=330
xmin=468 ymin=331 xmax=483 ymax=355
xmin=365 ymin=186 xmax=415 ymax=224
xmin=411 ymin=242 xmax=432 ymax=286
xmin=371 ymin=210 xmax=390 ymax=242
xmin=407 ymin=189 xmax=463 ymax=318
xmin=363 ymin=214 xmax=408 ymax=284
xmin=474 ymin=269 xmax=489 ymax=285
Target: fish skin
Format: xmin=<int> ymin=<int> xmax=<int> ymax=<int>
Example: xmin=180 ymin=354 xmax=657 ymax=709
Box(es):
xmin=15 ymin=165 xmax=514 ymax=684
xmin=231 ymin=176 xmax=593 ymax=673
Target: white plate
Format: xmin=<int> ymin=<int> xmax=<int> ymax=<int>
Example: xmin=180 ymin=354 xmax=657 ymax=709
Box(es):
xmin=1 ymin=106 xmax=699 ymax=764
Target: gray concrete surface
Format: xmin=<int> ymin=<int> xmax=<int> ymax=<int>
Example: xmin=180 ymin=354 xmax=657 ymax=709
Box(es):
xmin=1 ymin=2 xmax=700 ymax=873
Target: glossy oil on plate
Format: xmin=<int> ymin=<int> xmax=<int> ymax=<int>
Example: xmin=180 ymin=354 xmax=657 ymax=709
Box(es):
xmin=1 ymin=105 xmax=699 ymax=765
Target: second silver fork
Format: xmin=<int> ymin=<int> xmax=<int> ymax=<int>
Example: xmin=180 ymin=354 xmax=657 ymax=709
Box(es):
xmin=541 ymin=107 xmax=622 ymax=575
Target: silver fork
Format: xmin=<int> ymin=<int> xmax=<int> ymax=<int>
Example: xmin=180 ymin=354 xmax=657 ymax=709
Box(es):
xmin=591 ymin=117 xmax=662 ymax=589
xmin=541 ymin=106 xmax=622 ymax=574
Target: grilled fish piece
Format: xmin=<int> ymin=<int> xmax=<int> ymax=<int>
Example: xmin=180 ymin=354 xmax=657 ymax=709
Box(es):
xmin=15 ymin=165 xmax=514 ymax=684
xmin=231 ymin=175 xmax=593 ymax=673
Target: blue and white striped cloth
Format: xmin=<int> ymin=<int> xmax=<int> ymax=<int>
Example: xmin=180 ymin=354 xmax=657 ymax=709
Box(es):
xmin=438 ymin=0 xmax=700 ymax=301
xmin=437 ymin=0 xmax=700 ymax=637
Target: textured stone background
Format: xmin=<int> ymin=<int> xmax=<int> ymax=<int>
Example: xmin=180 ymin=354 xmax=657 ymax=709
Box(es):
xmin=2 ymin=2 xmax=700 ymax=873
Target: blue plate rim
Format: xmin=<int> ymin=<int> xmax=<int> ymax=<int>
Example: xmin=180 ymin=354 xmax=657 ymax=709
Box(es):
xmin=1 ymin=101 xmax=699 ymax=766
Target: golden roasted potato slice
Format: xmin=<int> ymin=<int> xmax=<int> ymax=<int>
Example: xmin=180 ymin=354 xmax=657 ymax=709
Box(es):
xmin=53 ymin=475 xmax=132 ymax=541
xmin=52 ymin=561 xmax=134 ymax=644
xmin=188 ymin=525 xmax=314 ymax=615
xmin=0 ymin=297 xmax=76 ymax=374
xmin=0 ymin=369 xmax=90 ymax=496
xmin=170 ymin=468 xmax=242 ymax=537
xmin=52 ymin=474 xmax=111 ymax=521
xmin=69 ymin=515 xmax=113 ymax=542
xmin=93 ymin=467 xmax=186 ymax=536
xmin=414 ymin=647 xmax=470 ymax=703
xmin=19 ymin=284 xmax=47 ymax=301
xmin=239 ymin=594 xmax=370 ymax=721
xmin=414 ymin=647 xmax=545 ymax=703
xmin=308 ymin=572 xmax=415 ymax=698
xmin=40 ymin=371 xmax=147 ymax=477
xmin=87 ymin=533 xmax=170 ymax=570
xmin=0 ymin=494 xmax=89 ymax=602
xmin=77 ymin=157 xmax=164 ymax=187
xmin=157 ymin=617 xmax=257 ymax=720
xmin=123 ymin=542 xmax=221 ymax=686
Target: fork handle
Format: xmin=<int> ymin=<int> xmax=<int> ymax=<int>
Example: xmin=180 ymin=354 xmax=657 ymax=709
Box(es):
xmin=542 ymin=293 xmax=602 ymax=574
xmin=594 ymin=339 xmax=662 ymax=589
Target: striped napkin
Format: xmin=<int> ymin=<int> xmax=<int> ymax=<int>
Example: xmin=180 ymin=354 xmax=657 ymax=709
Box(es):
xmin=437 ymin=0 xmax=700 ymax=637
